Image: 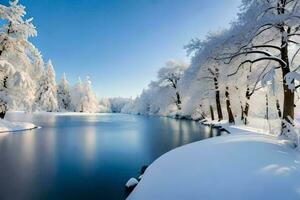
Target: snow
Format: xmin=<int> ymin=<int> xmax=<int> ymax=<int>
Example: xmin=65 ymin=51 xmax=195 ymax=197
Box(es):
xmin=126 ymin=178 xmax=139 ymax=188
xmin=284 ymin=71 xmax=300 ymax=91
xmin=0 ymin=119 xmax=37 ymax=133
xmin=127 ymin=133 xmax=300 ymax=200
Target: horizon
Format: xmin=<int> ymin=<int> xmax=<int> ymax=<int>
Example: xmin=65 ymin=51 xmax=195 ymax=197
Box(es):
xmin=11 ymin=0 xmax=241 ymax=98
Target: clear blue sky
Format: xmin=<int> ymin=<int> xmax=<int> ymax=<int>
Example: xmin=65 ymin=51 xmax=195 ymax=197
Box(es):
xmin=6 ymin=0 xmax=241 ymax=98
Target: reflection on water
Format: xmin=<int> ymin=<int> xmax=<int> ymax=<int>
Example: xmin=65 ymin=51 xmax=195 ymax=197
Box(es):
xmin=0 ymin=113 xmax=224 ymax=200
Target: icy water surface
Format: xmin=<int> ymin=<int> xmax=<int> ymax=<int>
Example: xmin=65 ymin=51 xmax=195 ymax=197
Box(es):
xmin=0 ymin=113 xmax=222 ymax=200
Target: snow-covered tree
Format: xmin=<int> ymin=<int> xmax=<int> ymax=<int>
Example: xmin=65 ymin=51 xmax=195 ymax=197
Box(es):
xmin=71 ymin=77 xmax=99 ymax=113
xmin=0 ymin=0 xmax=44 ymax=116
xmin=57 ymin=73 xmax=72 ymax=111
xmin=126 ymin=60 xmax=188 ymax=116
xmin=70 ymin=77 xmax=83 ymax=112
xmin=35 ymin=60 xmax=58 ymax=112
xmin=0 ymin=0 xmax=36 ymax=58
xmin=109 ymin=97 xmax=133 ymax=113
xmin=218 ymin=0 xmax=300 ymax=130
xmin=99 ymin=98 xmax=112 ymax=113
xmin=157 ymin=60 xmax=187 ymax=111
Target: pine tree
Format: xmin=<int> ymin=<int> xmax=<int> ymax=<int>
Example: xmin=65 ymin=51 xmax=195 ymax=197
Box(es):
xmin=0 ymin=0 xmax=43 ymax=116
xmin=82 ymin=76 xmax=99 ymax=112
xmin=57 ymin=73 xmax=72 ymax=111
xmin=70 ymin=77 xmax=84 ymax=112
xmin=71 ymin=77 xmax=99 ymax=113
xmin=35 ymin=60 xmax=58 ymax=112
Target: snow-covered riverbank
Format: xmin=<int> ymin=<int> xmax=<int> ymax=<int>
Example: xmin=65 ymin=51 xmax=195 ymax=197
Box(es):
xmin=0 ymin=119 xmax=37 ymax=133
xmin=127 ymin=133 xmax=300 ymax=200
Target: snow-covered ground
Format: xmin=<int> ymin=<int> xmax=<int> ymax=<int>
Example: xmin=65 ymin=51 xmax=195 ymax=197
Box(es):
xmin=127 ymin=133 xmax=300 ymax=200
xmin=0 ymin=119 xmax=37 ymax=133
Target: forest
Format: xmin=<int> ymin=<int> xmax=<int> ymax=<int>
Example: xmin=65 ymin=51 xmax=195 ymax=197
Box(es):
xmin=119 ymin=0 xmax=300 ymax=147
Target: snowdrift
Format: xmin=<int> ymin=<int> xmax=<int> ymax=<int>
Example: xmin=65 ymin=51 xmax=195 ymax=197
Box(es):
xmin=127 ymin=134 xmax=300 ymax=200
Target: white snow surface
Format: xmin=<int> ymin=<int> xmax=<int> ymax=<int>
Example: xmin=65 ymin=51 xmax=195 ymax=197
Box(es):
xmin=0 ymin=119 xmax=36 ymax=133
xmin=126 ymin=178 xmax=139 ymax=188
xmin=127 ymin=133 xmax=300 ymax=200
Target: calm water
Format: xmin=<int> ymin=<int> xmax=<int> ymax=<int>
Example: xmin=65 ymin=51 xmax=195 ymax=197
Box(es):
xmin=0 ymin=113 xmax=222 ymax=200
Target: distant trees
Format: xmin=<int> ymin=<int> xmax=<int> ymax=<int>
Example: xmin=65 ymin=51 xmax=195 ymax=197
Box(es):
xmin=71 ymin=77 xmax=99 ymax=113
xmin=157 ymin=60 xmax=187 ymax=111
xmin=57 ymin=73 xmax=72 ymax=111
xmin=109 ymin=97 xmax=133 ymax=113
xmin=0 ymin=0 xmax=103 ymax=115
xmin=35 ymin=60 xmax=58 ymax=112
xmin=81 ymin=77 xmax=100 ymax=112
xmin=128 ymin=60 xmax=187 ymax=116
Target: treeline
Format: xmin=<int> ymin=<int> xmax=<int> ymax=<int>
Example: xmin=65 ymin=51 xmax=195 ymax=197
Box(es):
xmin=120 ymin=0 xmax=300 ymax=143
xmin=0 ymin=1 xmax=100 ymax=118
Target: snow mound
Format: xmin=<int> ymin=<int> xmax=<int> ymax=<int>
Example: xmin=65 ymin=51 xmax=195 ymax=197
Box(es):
xmin=126 ymin=178 xmax=139 ymax=188
xmin=127 ymin=134 xmax=300 ymax=200
xmin=0 ymin=119 xmax=37 ymax=133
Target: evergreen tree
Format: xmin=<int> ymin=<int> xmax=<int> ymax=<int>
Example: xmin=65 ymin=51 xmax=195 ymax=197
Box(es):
xmin=35 ymin=60 xmax=58 ymax=112
xmin=57 ymin=73 xmax=72 ymax=111
xmin=0 ymin=0 xmax=39 ymax=117
xmin=71 ymin=76 xmax=99 ymax=113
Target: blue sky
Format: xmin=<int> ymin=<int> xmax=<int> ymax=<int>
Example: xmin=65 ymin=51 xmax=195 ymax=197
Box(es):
xmin=7 ymin=0 xmax=241 ymax=98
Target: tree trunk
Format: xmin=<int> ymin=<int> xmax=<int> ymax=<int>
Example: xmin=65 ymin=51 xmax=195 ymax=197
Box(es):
xmin=210 ymin=105 xmax=215 ymax=121
xmin=0 ymin=23 xmax=11 ymax=58
xmin=235 ymin=87 xmax=244 ymax=121
xmin=265 ymin=94 xmax=269 ymax=120
xmin=243 ymin=86 xmax=251 ymax=125
xmin=214 ymin=77 xmax=223 ymax=121
xmin=0 ymin=25 xmax=11 ymax=120
xmin=175 ymin=91 xmax=182 ymax=110
xmin=225 ymin=87 xmax=235 ymax=124
xmin=208 ymin=66 xmax=223 ymax=121
xmin=0 ymin=111 xmax=5 ymax=119
xmin=199 ymin=105 xmax=206 ymax=119
xmin=241 ymin=104 xmax=244 ymax=121
xmin=276 ymin=99 xmax=282 ymax=118
xmin=280 ymin=26 xmax=294 ymax=131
